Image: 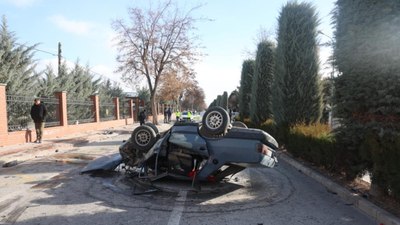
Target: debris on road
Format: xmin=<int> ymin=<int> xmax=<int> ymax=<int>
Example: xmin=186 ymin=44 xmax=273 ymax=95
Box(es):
xmin=2 ymin=160 xmax=19 ymax=168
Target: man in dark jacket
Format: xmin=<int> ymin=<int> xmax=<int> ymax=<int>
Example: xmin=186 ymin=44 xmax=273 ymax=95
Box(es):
xmin=30 ymin=98 xmax=47 ymax=143
xmin=167 ymin=108 xmax=172 ymax=123
xmin=138 ymin=109 xmax=146 ymax=126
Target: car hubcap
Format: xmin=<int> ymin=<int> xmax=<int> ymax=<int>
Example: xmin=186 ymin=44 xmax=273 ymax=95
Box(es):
xmin=206 ymin=111 xmax=223 ymax=129
xmin=136 ymin=130 xmax=151 ymax=146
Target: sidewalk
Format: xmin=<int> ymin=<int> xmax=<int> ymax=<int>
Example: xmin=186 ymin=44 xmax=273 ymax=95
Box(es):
xmin=0 ymin=122 xmax=172 ymax=167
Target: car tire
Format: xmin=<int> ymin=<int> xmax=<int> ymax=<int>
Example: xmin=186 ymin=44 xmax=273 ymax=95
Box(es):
xmin=131 ymin=125 xmax=157 ymax=151
xmin=202 ymin=106 xmax=229 ymax=136
xmin=232 ymin=121 xmax=248 ymax=128
xmin=145 ymin=122 xmax=159 ymax=135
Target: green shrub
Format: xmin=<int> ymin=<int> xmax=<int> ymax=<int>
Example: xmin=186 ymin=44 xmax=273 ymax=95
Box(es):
xmin=259 ymin=119 xmax=277 ymax=135
xmin=259 ymin=119 xmax=285 ymax=144
xmin=285 ymin=123 xmax=337 ymax=170
xmin=361 ymin=133 xmax=400 ymax=199
xmin=254 ymin=121 xmax=339 ymax=172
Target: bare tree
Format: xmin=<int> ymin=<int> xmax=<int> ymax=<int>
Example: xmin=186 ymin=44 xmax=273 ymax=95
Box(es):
xmin=112 ymin=1 xmax=201 ymax=124
xmin=181 ymin=82 xmax=206 ymax=112
xmin=157 ymin=68 xmax=195 ymax=109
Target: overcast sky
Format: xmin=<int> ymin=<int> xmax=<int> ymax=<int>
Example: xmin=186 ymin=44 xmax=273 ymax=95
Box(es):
xmin=1 ymin=0 xmax=336 ymax=105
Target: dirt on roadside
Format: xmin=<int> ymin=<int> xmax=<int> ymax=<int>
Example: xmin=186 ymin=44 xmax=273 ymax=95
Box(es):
xmin=0 ymin=126 xmax=133 ymax=167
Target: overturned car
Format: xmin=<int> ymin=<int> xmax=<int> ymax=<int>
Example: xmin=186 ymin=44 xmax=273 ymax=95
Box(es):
xmin=82 ymin=106 xmax=278 ymax=187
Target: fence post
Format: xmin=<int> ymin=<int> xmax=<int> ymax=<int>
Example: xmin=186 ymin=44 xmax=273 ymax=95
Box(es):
xmin=114 ymin=97 xmax=120 ymax=120
xmin=129 ymin=99 xmax=134 ymax=122
xmin=55 ymin=91 xmax=67 ymax=126
xmin=0 ymin=84 xmax=7 ymax=142
xmin=91 ymin=95 xmax=100 ymax=123
xmin=135 ymin=98 xmax=140 ymax=121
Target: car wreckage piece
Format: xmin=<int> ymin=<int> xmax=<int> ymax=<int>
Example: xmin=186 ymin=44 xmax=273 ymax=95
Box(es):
xmin=81 ymin=106 xmax=278 ymax=189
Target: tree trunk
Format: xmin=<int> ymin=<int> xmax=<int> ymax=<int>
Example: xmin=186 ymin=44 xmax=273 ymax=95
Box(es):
xmin=369 ymin=183 xmax=384 ymax=198
xmin=151 ymin=95 xmax=158 ymax=125
xmin=369 ymin=175 xmax=385 ymax=198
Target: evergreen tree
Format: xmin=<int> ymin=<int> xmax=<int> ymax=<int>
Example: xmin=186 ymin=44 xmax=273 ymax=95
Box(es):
xmin=137 ymin=86 xmax=150 ymax=103
xmin=228 ymin=89 xmax=239 ymax=112
xmin=239 ymin=60 xmax=254 ymax=120
xmin=221 ymin=91 xmax=228 ymax=111
xmin=0 ymin=16 xmax=38 ymax=95
xmin=68 ymin=61 xmax=100 ymax=100
xmin=137 ymin=86 xmax=151 ymax=111
xmin=99 ymin=79 xmax=126 ymax=118
xmin=250 ymin=41 xmax=275 ymax=125
xmin=57 ymin=61 xmax=75 ymax=92
xmin=320 ymin=77 xmax=334 ymax=123
xmin=0 ymin=16 xmax=39 ymax=129
xmin=216 ymin=95 xmax=222 ymax=107
xmin=56 ymin=60 xmax=102 ymax=123
xmin=209 ymin=99 xmax=216 ymax=108
xmin=273 ymin=2 xmax=322 ymax=126
xmin=333 ymin=0 xmax=400 ymax=196
xmin=37 ymin=65 xmax=59 ymax=97
xmin=100 ymin=79 xmax=124 ymax=99
xmin=36 ymin=65 xmax=63 ymax=125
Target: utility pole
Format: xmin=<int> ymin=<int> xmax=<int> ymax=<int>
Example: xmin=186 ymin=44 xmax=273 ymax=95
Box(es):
xmin=58 ymin=42 xmax=62 ymax=76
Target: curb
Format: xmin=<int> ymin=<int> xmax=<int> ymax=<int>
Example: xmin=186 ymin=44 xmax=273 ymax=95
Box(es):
xmin=280 ymin=153 xmax=400 ymax=225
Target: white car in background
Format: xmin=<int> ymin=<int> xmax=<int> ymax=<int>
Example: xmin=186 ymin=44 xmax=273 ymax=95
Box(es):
xmin=180 ymin=111 xmax=192 ymax=121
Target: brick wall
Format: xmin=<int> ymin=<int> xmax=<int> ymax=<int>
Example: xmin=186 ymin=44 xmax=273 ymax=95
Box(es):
xmin=0 ymin=84 xmax=7 ymax=146
xmin=2 ymin=118 xmax=134 ymax=147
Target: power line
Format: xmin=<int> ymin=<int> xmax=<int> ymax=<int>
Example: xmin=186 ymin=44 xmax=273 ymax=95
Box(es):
xmin=14 ymin=42 xmax=58 ymax=57
xmin=34 ymin=48 xmax=59 ymax=57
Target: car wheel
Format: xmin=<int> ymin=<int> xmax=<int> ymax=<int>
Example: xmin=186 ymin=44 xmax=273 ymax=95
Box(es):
xmin=131 ymin=125 xmax=157 ymax=151
xmin=232 ymin=121 xmax=248 ymax=128
xmin=202 ymin=106 xmax=229 ymax=136
xmin=145 ymin=122 xmax=159 ymax=135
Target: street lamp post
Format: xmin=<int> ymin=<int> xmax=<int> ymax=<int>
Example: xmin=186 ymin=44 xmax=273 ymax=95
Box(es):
xmin=318 ymin=30 xmax=335 ymax=128
xmin=318 ymin=30 xmax=335 ymax=78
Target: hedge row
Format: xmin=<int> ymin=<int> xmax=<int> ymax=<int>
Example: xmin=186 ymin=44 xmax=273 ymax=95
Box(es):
xmin=252 ymin=119 xmax=400 ymax=200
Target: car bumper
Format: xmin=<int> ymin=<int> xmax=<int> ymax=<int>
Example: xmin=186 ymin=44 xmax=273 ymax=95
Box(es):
xmin=260 ymin=154 xmax=278 ymax=168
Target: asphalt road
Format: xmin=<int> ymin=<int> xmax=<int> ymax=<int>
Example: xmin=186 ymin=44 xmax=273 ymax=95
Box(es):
xmin=0 ymin=125 xmax=376 ymax=225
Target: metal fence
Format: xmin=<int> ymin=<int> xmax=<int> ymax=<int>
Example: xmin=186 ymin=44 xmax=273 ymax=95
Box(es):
xmin=6 ymin=95 xmax=60 ymax=132
xmin=41 ymin=96 xmax=61 ymax=127
xmin=100 ymin=101 xmax=116 ymax=121
xmin=67 ymin=98 xmax=95 ymax=125
xmin=6 ymin=94 xmax=120 ymax=130
xmin=6 ymin=95 xmax=32 ymax=131
xmin=119 ymin=99 xmax=131 ymax=119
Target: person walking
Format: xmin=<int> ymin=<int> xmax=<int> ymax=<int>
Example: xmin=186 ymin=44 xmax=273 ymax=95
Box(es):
xmin=175 ymin=110 xmax=181 ymax=122
xmin=30 ymin=98 xmax=47 ymax=143
xmin=139 ymin=109 xmax=146 ymax=126
xmin=167 ymin=108 xmax=172 ymax=123
xmin=164 ymin=108 xmax=168 ymax=123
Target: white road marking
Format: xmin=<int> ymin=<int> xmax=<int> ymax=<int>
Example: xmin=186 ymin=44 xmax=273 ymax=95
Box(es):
xmin=167 ymin=190 xmax=187 ymax=225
